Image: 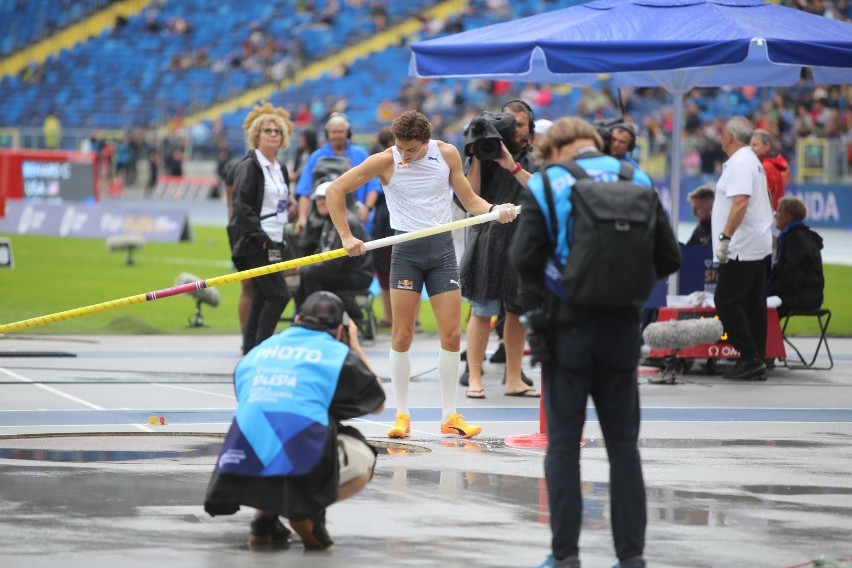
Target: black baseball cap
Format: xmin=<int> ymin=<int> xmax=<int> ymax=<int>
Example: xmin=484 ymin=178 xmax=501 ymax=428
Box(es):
xmin=297 ymin=291 xmax=349 ymax=330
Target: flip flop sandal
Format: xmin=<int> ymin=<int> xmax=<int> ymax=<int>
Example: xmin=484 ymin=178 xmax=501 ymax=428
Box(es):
xmin=504 ymin=388 xmax=541 ymax=398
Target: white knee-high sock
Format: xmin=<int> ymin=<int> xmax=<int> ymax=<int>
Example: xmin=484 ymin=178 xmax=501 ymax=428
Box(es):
xmin=389 ymin=348 xmax=411 ymax=416
xmin=438 ymin=348 xmax=460 ymax=421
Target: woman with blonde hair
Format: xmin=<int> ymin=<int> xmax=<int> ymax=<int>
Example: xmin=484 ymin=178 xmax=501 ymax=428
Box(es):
xmin=227 ymin=102 xmax=295 ymax=353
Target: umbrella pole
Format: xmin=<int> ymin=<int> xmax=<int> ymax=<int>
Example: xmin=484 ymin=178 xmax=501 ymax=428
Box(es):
xmin=668 ymin=91 xmax=686 ymax=296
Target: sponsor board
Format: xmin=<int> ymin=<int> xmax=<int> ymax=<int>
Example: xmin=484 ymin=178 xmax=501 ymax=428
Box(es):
xmin=0 ymin=201 xmax=190 ymax=242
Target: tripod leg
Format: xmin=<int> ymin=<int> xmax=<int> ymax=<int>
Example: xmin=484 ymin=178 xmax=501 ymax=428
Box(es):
xmin=650 ymin=354 xmax=681 ymax=384
xmin=192 ymin=300 xmax=204 ymax=327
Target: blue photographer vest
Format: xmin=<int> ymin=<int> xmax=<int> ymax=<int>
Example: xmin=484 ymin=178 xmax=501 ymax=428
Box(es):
xmin=215 ymin=326 xmax=349 ymax=476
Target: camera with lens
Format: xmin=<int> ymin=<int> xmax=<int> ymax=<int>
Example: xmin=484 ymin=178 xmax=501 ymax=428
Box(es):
xmin=339 ymin=319 xmax=351 ymax=346
xmin=463 ymin=111 xmax=517 ymax=161
xmin=519 ymin=308 xmax=552 ymax=366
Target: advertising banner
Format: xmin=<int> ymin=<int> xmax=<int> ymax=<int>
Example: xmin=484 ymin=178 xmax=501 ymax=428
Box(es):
xmin=0 ymin=149 xmax=98 ymax=203
xmin=656 ymin=176 xmax=852 ymax=230
xmin=0 ymin=201 xmax=190 ymax=242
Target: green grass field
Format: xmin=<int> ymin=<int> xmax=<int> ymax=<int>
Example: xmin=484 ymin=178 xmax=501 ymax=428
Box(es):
xmin=1 ymin=226 xmax=849 ymax=336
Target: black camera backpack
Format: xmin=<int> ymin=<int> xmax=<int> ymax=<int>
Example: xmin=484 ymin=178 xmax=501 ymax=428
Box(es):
xmin=311 ymin=156 xmax=357 ymax=210
xmin=539 ymin=161 xmax=661 ymax=308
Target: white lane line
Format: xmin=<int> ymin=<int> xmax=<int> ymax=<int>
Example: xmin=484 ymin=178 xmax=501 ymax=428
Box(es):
xmin=152 ymin=383 xmax=236 ymax=400
xmin=0 ymin=368 xmax=105 ymax=410
xmin=0 ymin=423 xmax=157 ymax=431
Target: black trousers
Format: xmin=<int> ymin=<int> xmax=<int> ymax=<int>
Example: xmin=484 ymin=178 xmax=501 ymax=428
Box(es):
xmin=543 ymin=313 xmax=646 ymax=562
xmin=296 ymin=264 xmax=373 ymax=320
xmin=714 ymin=257 xmax=770 ymax=361
xmin=241 ymin=253 xmax=291 ymax=354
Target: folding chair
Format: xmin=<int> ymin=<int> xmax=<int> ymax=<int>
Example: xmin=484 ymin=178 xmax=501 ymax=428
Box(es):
xmin=780 ymin=308 xmax=833 ymax=370
xmin=336 ymin=290 xmax=377 ymax=341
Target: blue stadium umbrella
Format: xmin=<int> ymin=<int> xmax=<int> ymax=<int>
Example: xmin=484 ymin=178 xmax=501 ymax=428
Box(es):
xmin=409 ymin=0 xmax=852 ymax=242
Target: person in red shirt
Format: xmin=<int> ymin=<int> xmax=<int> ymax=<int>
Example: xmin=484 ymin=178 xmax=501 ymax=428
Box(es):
xmin=750 ymin=128 xmax=789 ymax=211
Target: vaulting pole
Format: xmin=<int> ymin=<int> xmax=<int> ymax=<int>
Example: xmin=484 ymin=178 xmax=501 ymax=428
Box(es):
xmin=0 ymin=206 xmax=521 ymax=334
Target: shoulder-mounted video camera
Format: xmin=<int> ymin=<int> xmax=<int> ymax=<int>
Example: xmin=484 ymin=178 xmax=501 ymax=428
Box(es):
xmin=463 ymin=111 xmax=517 ymax=161
xmin=596 ymin=117 xmax=636 ymax=155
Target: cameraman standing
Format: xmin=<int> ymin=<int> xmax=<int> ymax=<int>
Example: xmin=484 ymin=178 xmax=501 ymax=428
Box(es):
xmin=510 ymin=117 xmax=680 ymax=568
xmin=459 ymin=100 xmax=540 ymax=399
xmin=605 ymin=122 xmax=640 ymax=168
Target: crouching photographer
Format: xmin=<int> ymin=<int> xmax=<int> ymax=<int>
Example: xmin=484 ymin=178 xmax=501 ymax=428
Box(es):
xmin=205 ymin=291 xmax=385 ymax=551
xmin=458 ymin=100 xmax=540 ymax=398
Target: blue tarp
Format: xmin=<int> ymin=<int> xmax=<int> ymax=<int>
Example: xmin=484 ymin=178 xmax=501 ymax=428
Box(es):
xmin=411 ymin=0 xmax=852 ymax=86
xmin=409 ymin=0 xmax=852 ymax=244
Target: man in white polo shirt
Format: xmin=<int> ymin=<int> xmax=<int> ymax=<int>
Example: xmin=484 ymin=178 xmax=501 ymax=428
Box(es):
xmin=711 ymin=116 xmax=774 ymax=381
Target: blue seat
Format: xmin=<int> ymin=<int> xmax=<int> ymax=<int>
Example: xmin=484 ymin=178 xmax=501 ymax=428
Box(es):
xmin=0 ymin=0 xmax=598 ymax=132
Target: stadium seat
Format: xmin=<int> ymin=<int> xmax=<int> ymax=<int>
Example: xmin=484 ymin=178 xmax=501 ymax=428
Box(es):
xmin=336 ymin=289 xmax=378 ymax=342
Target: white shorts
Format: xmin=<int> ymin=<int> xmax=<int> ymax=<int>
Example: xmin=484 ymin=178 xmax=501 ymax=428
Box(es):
xmin=337 ymin=433 xmax=376 ymax=485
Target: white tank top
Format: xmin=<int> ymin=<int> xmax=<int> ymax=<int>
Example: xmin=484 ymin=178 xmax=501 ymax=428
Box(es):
xmin=384 ymin=140 xmax=452 ymax=232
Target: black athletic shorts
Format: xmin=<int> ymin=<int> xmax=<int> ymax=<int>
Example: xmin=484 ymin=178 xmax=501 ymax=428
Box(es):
xmin=389 ymin=231 xmax=459 ymax=297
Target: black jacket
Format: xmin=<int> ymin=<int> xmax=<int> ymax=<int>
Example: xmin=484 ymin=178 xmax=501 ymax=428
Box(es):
xmin=768 ymin=222 xmax=824 ymax=314
xmin=687 ymin=219 xmax=712 ymax=246
xmin=226 ymin=151 xmax=290 ymax=267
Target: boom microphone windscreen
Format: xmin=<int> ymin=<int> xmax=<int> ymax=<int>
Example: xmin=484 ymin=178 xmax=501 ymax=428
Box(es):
xmin=174 ymin=272 xmax=220 ymax=307
xmin=642 ymin=318 xmax=723 ymax=351
xmin=106 ymin=234 xmax=145 ymax=266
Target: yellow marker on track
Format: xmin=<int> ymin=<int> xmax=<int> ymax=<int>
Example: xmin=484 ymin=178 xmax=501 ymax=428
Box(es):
xmin=0 ymin=206 xmax=520 ymax=334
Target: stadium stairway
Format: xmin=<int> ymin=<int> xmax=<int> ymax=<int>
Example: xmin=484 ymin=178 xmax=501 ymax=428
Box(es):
xmin=177 ymin=0 xmax=470 ymax=132
xmin=0 ymin=0 xmax=607 ymax=135
xmin=0 ymin=0 xmax=445 ymax=130
xmin=0 ymin=0 xmax=154 ymax=79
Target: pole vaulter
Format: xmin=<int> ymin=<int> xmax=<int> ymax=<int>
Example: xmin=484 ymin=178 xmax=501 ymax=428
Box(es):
xmin=0 ymin=206 xmax=521 ymax=334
